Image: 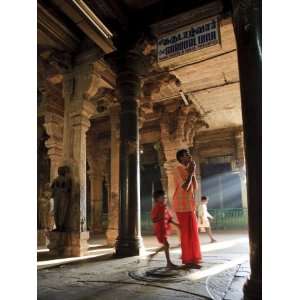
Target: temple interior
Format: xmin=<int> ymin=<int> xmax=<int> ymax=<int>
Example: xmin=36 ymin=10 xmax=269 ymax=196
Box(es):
xmin=37 ymin=0 xmax=261 ymax=299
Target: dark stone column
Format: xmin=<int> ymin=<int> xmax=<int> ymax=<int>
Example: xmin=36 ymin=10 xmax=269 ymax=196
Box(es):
xmin=232 ymin=1 xmax=262 ymax=299
xmin=114 ymin=50 xmax=144 ymax=257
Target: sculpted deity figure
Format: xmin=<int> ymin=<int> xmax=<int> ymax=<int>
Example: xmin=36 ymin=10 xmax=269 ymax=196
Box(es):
xmin=51 ymin=166 xmax=72 ymax=231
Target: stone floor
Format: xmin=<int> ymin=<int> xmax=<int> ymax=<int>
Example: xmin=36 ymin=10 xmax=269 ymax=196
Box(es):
xmin=38 ymin=230 xmax=250 ymax=300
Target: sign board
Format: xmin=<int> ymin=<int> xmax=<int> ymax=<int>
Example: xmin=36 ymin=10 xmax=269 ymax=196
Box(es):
xmin=157 ymin=17 xmax=220 ymax=62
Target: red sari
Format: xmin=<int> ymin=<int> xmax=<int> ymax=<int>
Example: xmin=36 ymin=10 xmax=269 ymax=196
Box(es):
xmin=176 ymin=211 xmax=202 ymax=264
xmin=151 ymin=203 xmax=172 ymax=244
xmin=173 ymin=164 xmax=202 ymax=264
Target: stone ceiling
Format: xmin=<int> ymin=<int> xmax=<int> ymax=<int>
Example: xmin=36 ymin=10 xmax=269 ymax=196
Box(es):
xmin=143 ymin=17 xmax=242 ymax=131
xmin=37 ymin=0 xmax=242 ymax=135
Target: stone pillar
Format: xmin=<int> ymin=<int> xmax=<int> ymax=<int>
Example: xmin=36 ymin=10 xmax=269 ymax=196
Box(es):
xmin=232 ymin=1 xmax=262 ymax=299
xmin=87 ymin=115 xmax=111 ymax=236
xmin=153 ymin=142 xmax=167 ymax=191
xmin=159 ymin=105 xmax=201 ymax=206
xmin=114 ymin=50 xmax=144 ymax=257
xmin=48 ymin=62 xmax=98 ymax=257
xmin=103 ymin=169 xmax=110 ymax=230
xmin=235 ymin=129 xmax=248 ymax=209
xmin=192 ymin=147 xmax=202 ymax=212
xmin=163 ymin=159 xmax=178 ymax=207
xmin=43 ymin=113 xmax=64 ymax=181
xmin=106 ymin=104 xmax=120 ymax=246
xmin=88 ymin=168 xmax=103 ymax=235
xmin=39 ymin=111 xmax=63 ymax=246
xmin=62 ymin=73 xmax=73 ymax=162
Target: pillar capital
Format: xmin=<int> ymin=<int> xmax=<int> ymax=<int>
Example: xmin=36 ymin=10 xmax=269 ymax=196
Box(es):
xmin=43 ymin=112 xmax=64 ymax=180
xmin=43 ymin=113 xmax=64 ymax=139
xmin=164 ymin=159 xmax=177 ymax=171
xmin=72 ymin=62 xmax=104 ymax=102
xmin=142 ymin=73 xmax=180 ymax=113
xmin=62 ymin=59 xmax=107 ymax=104
xmin=70 ymin=100 xmax=96 ymax=130
xmin=159 ymin=105 xmax=207 ymax=157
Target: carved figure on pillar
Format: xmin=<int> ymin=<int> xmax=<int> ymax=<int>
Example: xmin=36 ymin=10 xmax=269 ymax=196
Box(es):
xmin=51 ymin=166 xmax=72 ymax=232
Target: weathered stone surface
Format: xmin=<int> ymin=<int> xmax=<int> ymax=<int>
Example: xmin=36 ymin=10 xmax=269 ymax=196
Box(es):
xmin=38 ymin=232 xmax=250 ymax=300
xmin=106 ymin=104 xmax=120 ymax=246
xmin=47 ymin=231 xmax=89 ymax=257
xmin=37 ymin=230 xmax=48 ymax=248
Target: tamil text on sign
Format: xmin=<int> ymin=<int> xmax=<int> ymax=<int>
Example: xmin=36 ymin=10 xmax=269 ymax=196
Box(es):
xmin=157 ymin=17 xmax=220 ymax=61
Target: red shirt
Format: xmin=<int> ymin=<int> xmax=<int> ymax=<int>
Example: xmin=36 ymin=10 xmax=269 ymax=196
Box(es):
xmin=151 ymin=202 xmax=172 ymax=243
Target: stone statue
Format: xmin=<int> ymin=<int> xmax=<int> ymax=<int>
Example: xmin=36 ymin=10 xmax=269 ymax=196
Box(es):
xmin=38 ymin=183 xmax=52 ymax=230
xmin=51 ymin=166 xmax=72 ymax=231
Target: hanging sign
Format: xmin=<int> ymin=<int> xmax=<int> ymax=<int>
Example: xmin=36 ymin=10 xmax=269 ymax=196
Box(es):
xmin=157 ymin=17 xmax=220 ymax=61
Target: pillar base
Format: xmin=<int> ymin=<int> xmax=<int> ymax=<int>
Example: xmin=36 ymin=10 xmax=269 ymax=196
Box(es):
xmin=115 ymin=236 xmax=144 ymax=257
xmin=48 ymin=231 xmax=89 ymax=257
xmin=243 ymin=278 xmax=262 ymax=300
xmin=37 ymin=229 xmax=48 ymax=248
xmin=106 ymin=228 xmax=118 ymax=246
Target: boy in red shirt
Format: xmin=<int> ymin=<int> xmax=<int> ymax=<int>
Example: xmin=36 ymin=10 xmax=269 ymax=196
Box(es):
xmin=150 ymin=190 xmax=179 ymax=268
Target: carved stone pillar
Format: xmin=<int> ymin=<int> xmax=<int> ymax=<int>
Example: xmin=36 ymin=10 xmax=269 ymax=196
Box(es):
xmin=38 ymin=90 xmax=64 ymax=246
xmin=104 ymin=168 xmax=110 ymax=229
xmin=48 ymin=61 xmax=98 ymax=257
xmin=235 ymin=129 xmax=248 ymax=209
xmin=192 ymin=147 xmax=202 ymax=211
xmin=232 ymin=1 xmax=262 ymax=299
xmin=62 ymin=73 xmax=73 ymax=161
xmin=88 ymin=168 xmax=102 ymax=235
xmin=106 ymin=104 xmax=120 ymax=246
xmin=159 ymin=105 xmax=203 ymax=206
xmin=43 ymin=113 xmax=64 ymax=181
xmin=163 ymin=159 xmax=178 ymax=206
xmin=69 ymin=100 xmax=95 ymax=230
xmin=114 ymin=49 xmax=144 ymax=257
xmin=153 ymin=142 xmax=167 ymax=191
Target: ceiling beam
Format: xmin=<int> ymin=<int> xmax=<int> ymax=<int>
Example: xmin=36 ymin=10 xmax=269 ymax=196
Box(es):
xmin=38 ymin=2 xmax=80 ymax=52
xmin=51 ymin=0 xmax=115 ymax=54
